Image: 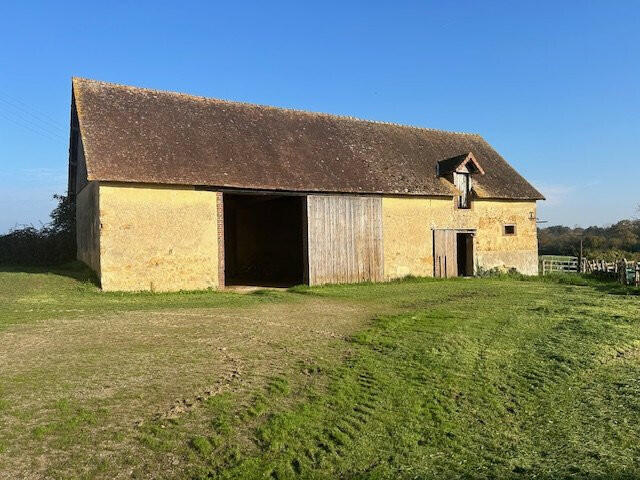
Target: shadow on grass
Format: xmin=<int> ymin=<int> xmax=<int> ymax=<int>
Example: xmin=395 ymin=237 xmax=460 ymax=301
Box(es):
xmin=507 ymin=272 xmax=640 ymax=296
xmin=591 ymin=281 xmax=640 ymax=296
xmin=291 ymin=271 xmax=640 ymax=298
xmin=0 ymin=261 xmax=100 ymax=287
xmin=2 ymin=263 xmax=637 ymax=298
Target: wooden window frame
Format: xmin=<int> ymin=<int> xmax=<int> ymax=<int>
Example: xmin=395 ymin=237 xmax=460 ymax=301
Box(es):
xmin=454 ymin=172 xmax=471 ymax=209
xmin=503 ymin=224 xmax=517 ymax=236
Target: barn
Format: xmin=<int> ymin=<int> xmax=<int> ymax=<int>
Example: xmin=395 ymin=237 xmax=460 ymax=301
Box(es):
xmin=69 ymin=78 xmax=544 ymax=292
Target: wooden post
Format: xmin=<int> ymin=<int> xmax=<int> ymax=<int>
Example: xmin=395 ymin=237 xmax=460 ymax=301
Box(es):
xmin=579 ymin=239 xmax=583 ymax=273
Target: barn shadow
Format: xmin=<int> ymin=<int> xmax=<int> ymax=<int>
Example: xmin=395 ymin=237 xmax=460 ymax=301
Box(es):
xmin=591 ymin=282 xmax=640 ymax=296
xmin=544 ymin=273 xmax=640 ymax=296
xmin=0 ymin=261 xmax=100 ymax=286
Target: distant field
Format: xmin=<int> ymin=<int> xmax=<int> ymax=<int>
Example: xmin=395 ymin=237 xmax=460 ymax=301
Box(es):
xmin=1 ymin=264 xmax=639 ymax=479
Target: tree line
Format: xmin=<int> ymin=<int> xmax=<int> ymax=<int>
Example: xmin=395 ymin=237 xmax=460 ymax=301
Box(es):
xmin=0 ymin=195 xmax=75 ymax=266
xmin=539 ymin=207 xmax=640 ymax=261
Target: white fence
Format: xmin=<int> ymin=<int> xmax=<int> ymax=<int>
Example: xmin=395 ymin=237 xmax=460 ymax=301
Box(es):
xmin=540 ymin=255 xmax=640 ymax=287
xmin=539 ymin=256 xmax=579 ymax=275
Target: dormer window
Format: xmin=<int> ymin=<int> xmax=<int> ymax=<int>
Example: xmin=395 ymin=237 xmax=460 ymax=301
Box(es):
xmin=437 ymin=152 xmax=485 ymax=210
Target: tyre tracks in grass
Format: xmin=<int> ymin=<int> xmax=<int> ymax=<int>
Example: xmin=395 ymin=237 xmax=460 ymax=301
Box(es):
xmin=146 ymin=283 xmax=640 ymax=479
xmin=175 ymin=288 xmax=536 ymax=478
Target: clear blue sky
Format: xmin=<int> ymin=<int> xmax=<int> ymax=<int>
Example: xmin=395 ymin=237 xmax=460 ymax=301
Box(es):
xmin=1 ymin=1 xmax=638 ymax=233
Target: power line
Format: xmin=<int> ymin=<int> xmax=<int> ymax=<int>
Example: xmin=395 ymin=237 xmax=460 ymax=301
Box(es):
xmin=0 ymin=90 xmax=66 ymax=133
xmin=0 ymin=92 xmax=67 ymax=140
xmin=0 ymin=97 xmax=66 ymax=137
xmin=0 ymin=110 xmax=64 ymax=141
xmin=0 ymin=110 xmax=65 ymax=143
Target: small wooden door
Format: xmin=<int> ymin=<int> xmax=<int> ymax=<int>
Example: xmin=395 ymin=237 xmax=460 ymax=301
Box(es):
xmin=433 ymin=229 xmax=458 ymax=278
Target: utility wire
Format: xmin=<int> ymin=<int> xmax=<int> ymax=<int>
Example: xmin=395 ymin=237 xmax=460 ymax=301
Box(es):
xmin=0 ymin=110 xmax=64 ymax=141
xmin=0 ymin=90 xmax=66 ymax=133
xmin=0 ymin=90 xmax=67 ymax=141
xmin=0 ymin=98 xmax=66 ymax=137
xmin=0 ymin=110 xmax=65 ymax=143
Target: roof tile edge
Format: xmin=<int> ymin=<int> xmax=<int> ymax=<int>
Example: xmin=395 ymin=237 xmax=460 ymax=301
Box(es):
xmin=71 ymin=77 xmax=483 ymax=138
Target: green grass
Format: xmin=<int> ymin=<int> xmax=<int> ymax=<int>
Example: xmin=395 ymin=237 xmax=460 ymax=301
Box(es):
xmin=183 ymin=278 xmax=640 ymax=479
xmin=0 ymin=262 xmax=292 ymax=329
xmin=1 ymin=264 xmax=640 ymax=478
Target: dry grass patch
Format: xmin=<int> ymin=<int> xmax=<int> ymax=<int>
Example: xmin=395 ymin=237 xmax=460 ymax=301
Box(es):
xmin=0 ymin=271 xmax=374 ymax=478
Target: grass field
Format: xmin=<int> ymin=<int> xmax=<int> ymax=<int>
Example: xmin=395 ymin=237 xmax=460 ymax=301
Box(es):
xmin=1 ymin=264 xmax=640 ymax=479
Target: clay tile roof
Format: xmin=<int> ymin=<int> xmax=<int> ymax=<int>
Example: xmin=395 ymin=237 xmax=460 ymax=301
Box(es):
xmin=71 ymin=78 xmax=544 ymax=200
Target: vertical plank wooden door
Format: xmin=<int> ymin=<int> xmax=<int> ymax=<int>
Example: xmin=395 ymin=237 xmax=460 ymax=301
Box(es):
xmin=433 ymin=229 xmax=458 ymax=278
xmin=306 ymin=195 xmax=384 ymax=285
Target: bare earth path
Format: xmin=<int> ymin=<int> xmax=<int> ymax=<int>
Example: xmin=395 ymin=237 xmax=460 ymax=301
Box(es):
xmin=0 ymin=295 xmax=376 ymax=478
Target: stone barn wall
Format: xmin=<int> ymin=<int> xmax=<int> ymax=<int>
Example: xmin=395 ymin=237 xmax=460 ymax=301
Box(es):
xmin=76 ymin=180 xmax=101 ymax=274
xmin=77 ymin=184 xmax=538 ymax=291
xmin=382 ymin=196 xmax=538 ymax=278
xmin=97 ymin=183 xmax=220 ymax=292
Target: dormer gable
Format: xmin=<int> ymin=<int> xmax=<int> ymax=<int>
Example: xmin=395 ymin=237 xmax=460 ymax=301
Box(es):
xmin=436 ymin=152 xmax=485 ymax=177
xmin=437 ymin=152 xmax=484 ymax=209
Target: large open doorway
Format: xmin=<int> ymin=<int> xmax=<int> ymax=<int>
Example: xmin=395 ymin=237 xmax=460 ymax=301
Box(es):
xmin=223 ymin=193 xmax=307 ymax=287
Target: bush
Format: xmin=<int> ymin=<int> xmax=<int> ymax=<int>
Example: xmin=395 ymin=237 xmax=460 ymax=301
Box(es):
xmin=475 ymin=265 xmax=521 ymax=278
xmin=0 ymin=194 xmax=75 ymax=266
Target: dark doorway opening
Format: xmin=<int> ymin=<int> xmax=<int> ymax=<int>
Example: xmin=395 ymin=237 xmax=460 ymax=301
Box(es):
xmin=223 ymin=193 xmax=307 ymax=287
xmin=456 ymin=233 xmax=474 ymax=277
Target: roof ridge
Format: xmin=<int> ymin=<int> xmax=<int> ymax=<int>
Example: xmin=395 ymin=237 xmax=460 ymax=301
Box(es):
xmin=72 ymin=77 xmax=483 ymax=138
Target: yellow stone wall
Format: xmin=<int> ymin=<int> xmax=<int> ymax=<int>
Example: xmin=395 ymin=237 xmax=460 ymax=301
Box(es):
xmin=76 ymin=181 xmax=101 ymax=274
xmin=382 ymin=196 xmax=538 ymax=278
xmin=77 ymin=183 xmax=537 ymax=291
xmin=97 ymin=183 xmax=219 ymax=292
